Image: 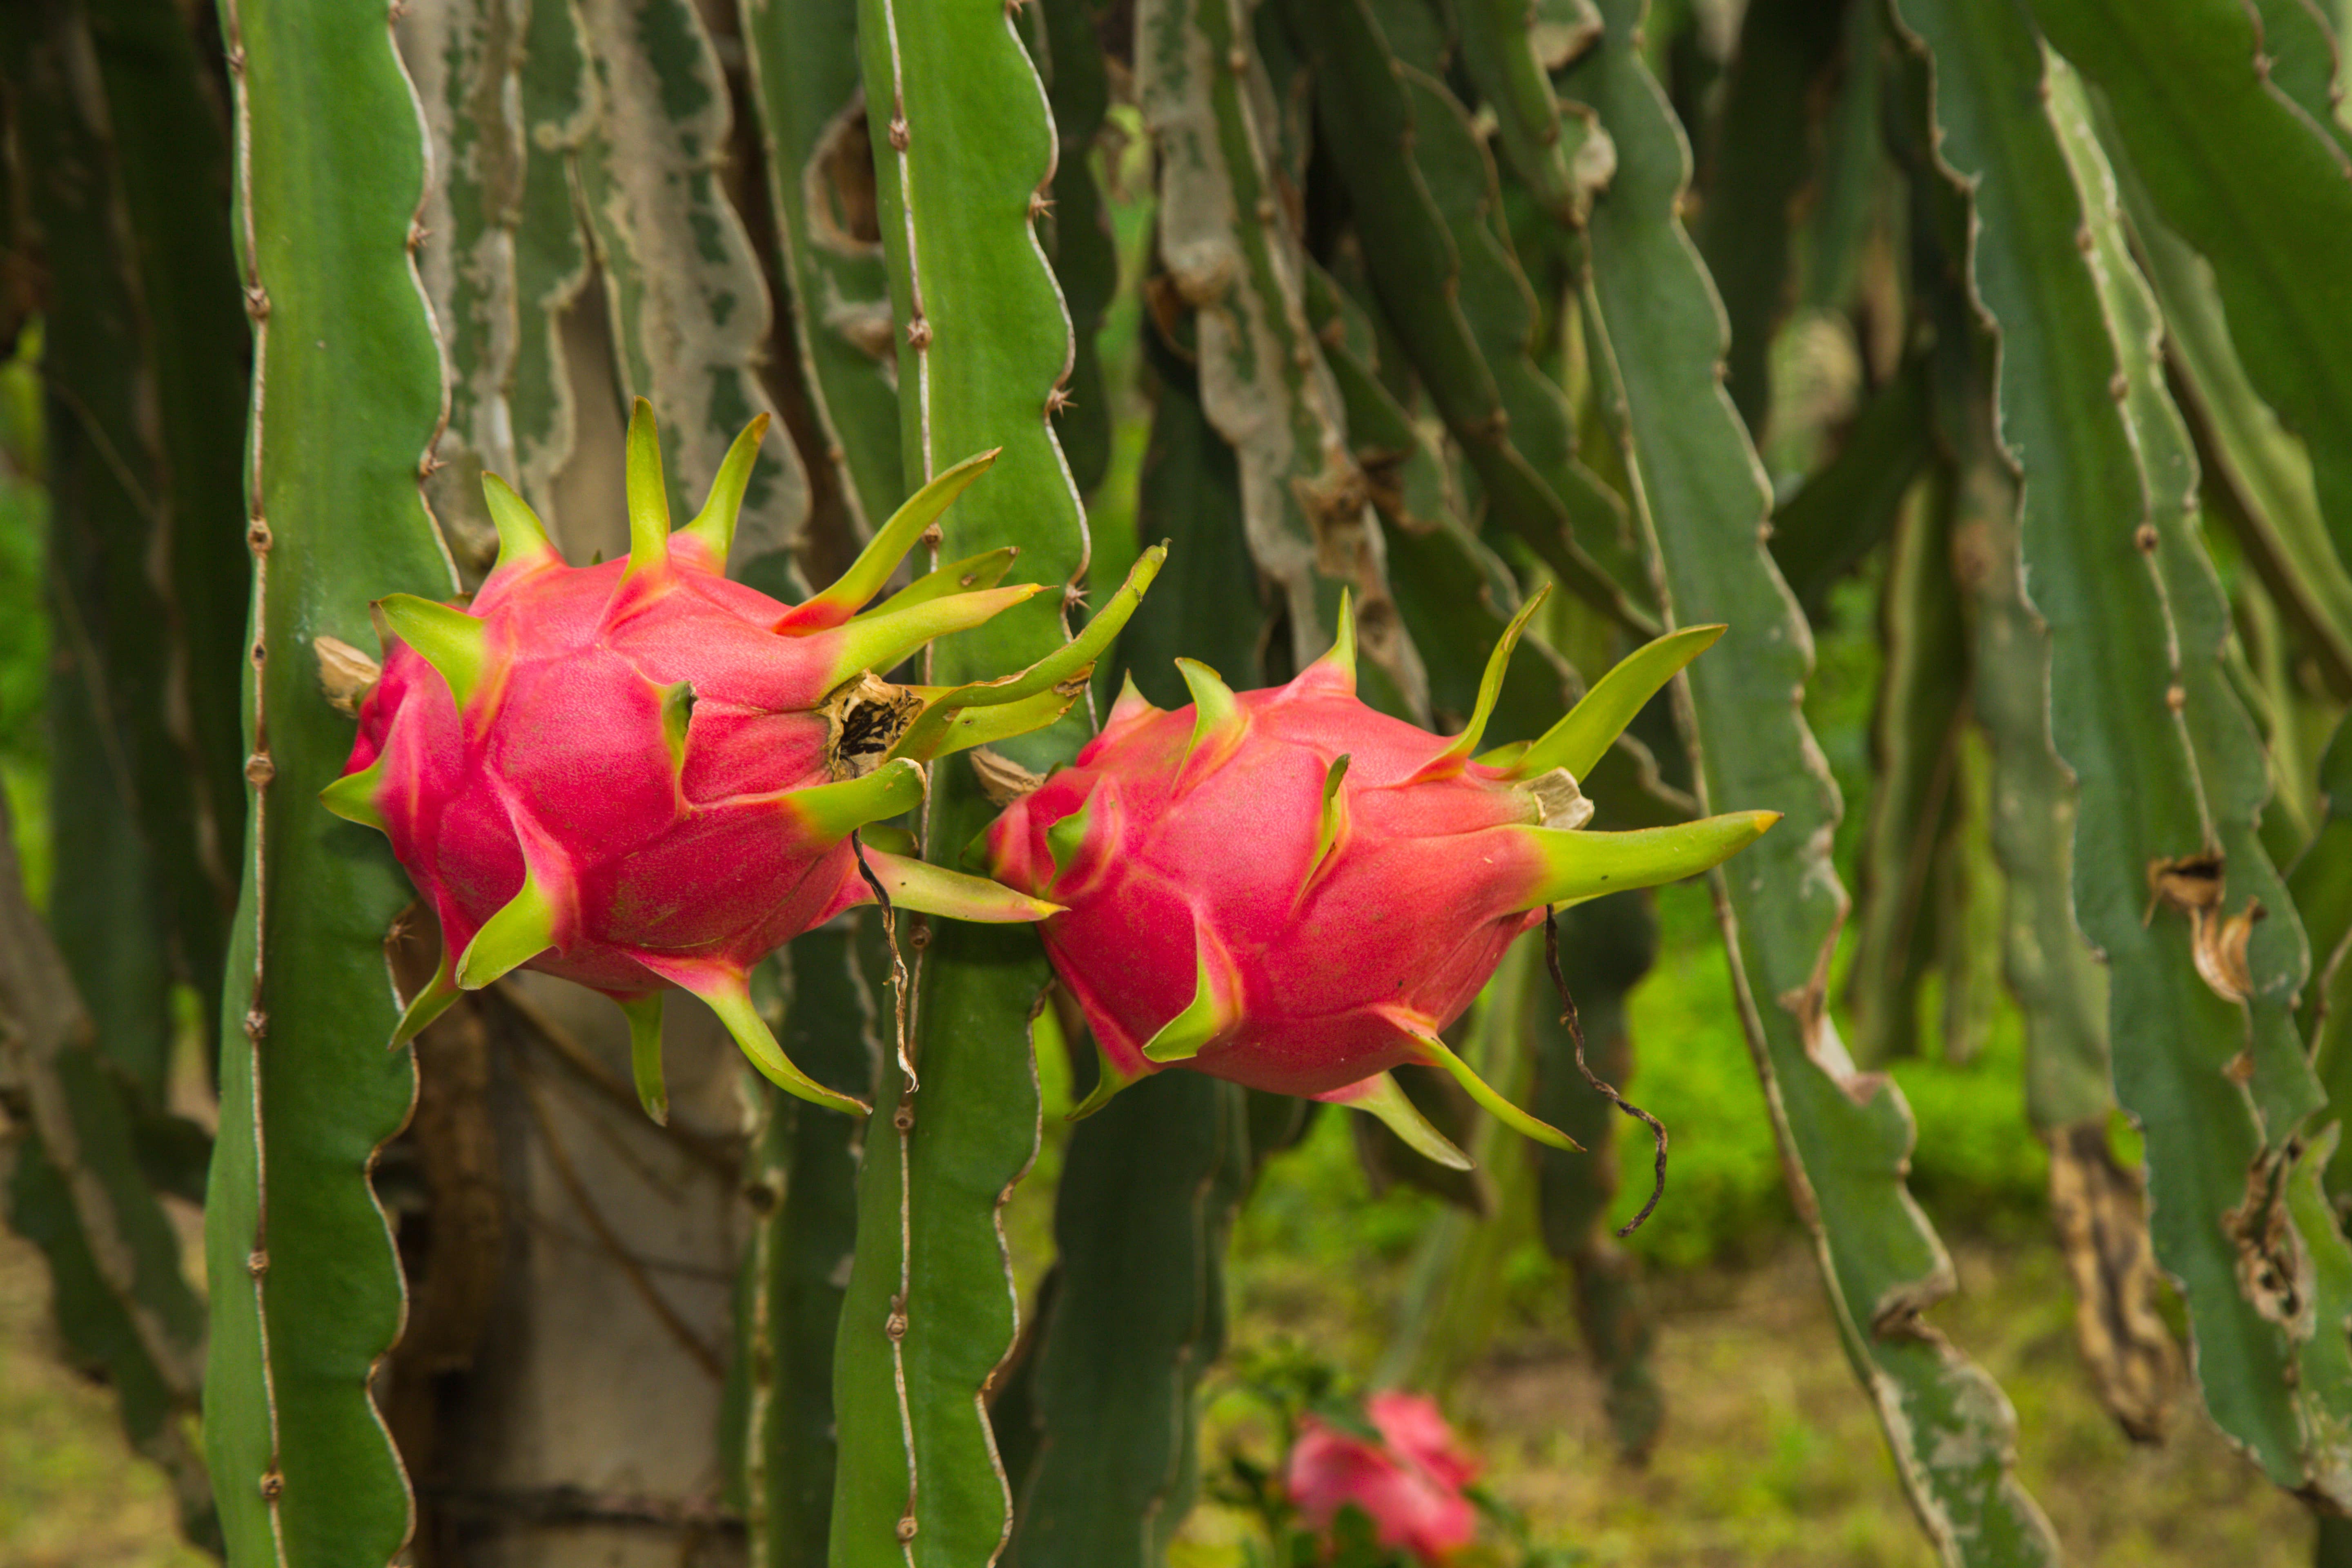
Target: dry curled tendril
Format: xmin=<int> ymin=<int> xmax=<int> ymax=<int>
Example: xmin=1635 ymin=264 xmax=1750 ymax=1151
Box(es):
xmin=1543 ymin=904 xmax=1669 ymax=1238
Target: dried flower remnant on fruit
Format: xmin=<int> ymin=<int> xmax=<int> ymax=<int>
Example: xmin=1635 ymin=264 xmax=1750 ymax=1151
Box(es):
xmin=323 ymin=400 xmax=1163 ymax=1122
xmin=313 ymin=634 xmax=383 ymax=715
xmin=823 ymin=673 xmax=925 ymax=779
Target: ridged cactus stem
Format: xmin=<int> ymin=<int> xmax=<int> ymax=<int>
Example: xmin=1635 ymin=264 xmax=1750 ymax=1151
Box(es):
xmin=575 ymin=0 xmax=810 ymax=579
xmin=2047 ymin=47 xmax=2352 ymax=1482
xmin=738 ymin=0 xmax=902 ymax=534
xmin=1136 ymin=0 xmax=1429 ymax=719
xmin=1565 ymin=0 xmax=2060 ymax=1555
xmin=833 ymin=0 xmax=1093 ymax=1562
xmin=2030 ymin=0 xmax=2352 ymax=574
xmin=201 ymin=0 xmax=454 ymax=1560
xmin=1002 ymin=1070 xmax=1252 ymax=1568
xmin=1277 ymin=0 xmax=1652 ymax=635
xmin=1889 ymin=0 xmax=2352 ymax=1506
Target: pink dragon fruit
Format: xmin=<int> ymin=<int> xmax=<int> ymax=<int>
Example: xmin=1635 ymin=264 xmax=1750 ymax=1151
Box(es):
xmin=323 ymin=400 xmax=1159 ymax=1120
xmin=983 ymin=589 xmax=1774 ymax=1163
xmin=1286 ymin=1392 xmax=1481 ymax=1565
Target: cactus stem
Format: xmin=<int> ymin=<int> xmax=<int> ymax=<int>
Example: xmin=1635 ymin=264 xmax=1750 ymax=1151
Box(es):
xmin=1417 ymin=584 xmax=1550 ymax=780
xmin=619 ymin=992 xmax=668 ymax=1125
xmin=678 ymin=414 xmax=771 ymax=571
xmin=319 ymin=760 xmax=389 ymax=832
xmin=786 ymin=448 xmax=1001 ymax=630
xmin=1494 ymin=623 xmax=1726 ymax=780
xmin=1385 ymin=1011 xmax=1581 ymax=1152
xmin=481 ymin=473 xmax=564 ymax=579
xmin=646 ymin=958 xmax=869 ymax=1115
xmin=1141 ymin=925 xmax=1237 ymax=1063
xmin=659 ymin=680 xmax=696 ymax=776
xmin=623 ymin=397 xmax=672 ymax=579
xmin=778 ymin=758 xmax=928 ymax=844
xmin=1512 ymin=811 xmax=1781 ymax=912
xmin=1293 ymin=755 xmax=1353 ymax=912
xmin=1330 ymin=1071 xmax=1474 ymax=1170
xmin=376 ymin=593 xmax=489 ymax=713
xmin=855 ymin=846 xmax=1062 ymax=922
xmin=389 ymin=944 xmax=461 ymax=1047
xmin=455 ymin=870 xmax=561 ymax=989
xmin=1174 ymin=658 xmax=1248 ymax=792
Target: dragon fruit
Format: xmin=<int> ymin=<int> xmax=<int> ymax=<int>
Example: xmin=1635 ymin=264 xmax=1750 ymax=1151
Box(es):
xmin=983 ymin=589 xmax=1775 ymax=1163
xmin=323 ymin=400 xmax=1160 ymax=1121
xmin=1285 ymin=1392 xmax=1481 ymax=1565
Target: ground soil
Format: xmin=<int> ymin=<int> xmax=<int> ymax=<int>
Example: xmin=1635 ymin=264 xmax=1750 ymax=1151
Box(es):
xmin=1 ymin=1219 xmax=2317 ymax=1566
xmin=1179 ymin=1233 xmax=2314 ymax=1567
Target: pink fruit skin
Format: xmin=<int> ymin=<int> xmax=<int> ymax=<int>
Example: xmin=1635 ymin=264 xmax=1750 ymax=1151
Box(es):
xmin=1362 ymin=1391 xmax=1480 ymax=1492
xmin=1286 ymin=1393 xmax=1482 ymax=1565
xmin=345 ymin=543 xmax=877 ymax=1002
xmin=984 ymin=660 xmax=1556 ymax=1098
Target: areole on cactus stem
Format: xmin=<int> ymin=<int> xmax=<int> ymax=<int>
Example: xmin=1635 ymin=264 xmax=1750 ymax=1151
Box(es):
xmin=323 ymin=399 xmax=1163 ymax=1122
xmin=983 ymin=588 xmax=1779 ymax=1167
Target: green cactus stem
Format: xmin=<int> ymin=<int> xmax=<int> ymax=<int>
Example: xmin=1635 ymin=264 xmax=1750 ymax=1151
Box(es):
xmin=831 ymin=0 xmax=1098 ymax=1557
xmin=1889 ymin=0 xmax=2352 ymax=1516
xmin=1571 ymin=0 xmax=2060 ymax=1552
xmin=201 ymin=0 xmax=453 ymax=1559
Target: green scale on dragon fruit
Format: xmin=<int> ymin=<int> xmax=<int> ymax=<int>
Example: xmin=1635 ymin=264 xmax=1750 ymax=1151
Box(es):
xmin=323 ymin=399 xmax=1163 ymax=1123
xmin=984 ymin=590 xmax=1776 ymax=1169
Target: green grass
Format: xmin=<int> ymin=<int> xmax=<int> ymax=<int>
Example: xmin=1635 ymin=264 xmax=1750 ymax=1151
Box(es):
xmin=1613 ymin=877 xmax=2051 ymax=1274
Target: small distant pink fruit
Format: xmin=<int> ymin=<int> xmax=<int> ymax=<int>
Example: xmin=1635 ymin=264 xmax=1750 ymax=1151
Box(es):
xmin=1286 ymin=1392 xmax=1481 ymax=1564
xmin=1364 ymin=1391 xmax=1479 ymax=1492
xmin=984 ymin=588 xmax=1775 ymax=1163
